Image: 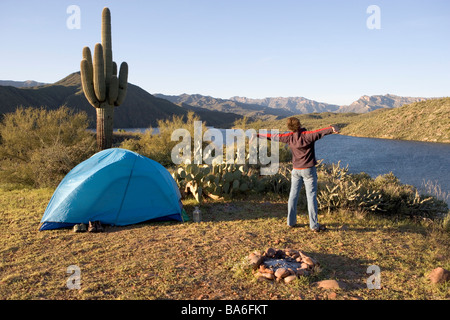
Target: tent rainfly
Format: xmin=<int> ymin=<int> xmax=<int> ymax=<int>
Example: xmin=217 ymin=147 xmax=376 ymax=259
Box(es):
xmin=39 ymin=148 xmax=184 ymax=231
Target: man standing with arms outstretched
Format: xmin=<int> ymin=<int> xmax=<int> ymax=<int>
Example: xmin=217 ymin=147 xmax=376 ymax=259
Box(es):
xmin=253 ymin=118 xmax=339 ymax=232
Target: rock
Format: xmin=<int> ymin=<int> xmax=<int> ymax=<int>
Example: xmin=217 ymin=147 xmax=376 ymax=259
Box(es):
xmin=299 ymin=252 xmax=318 ymax=267
xmin=254 ymin=272 xmax=275 ymax=281
xmin=285 ymin=248 xmax=299 ymax=257
xmin=284 ymin=248 xmax=300 ymax=259
xmin=284 ymin=275 xmax=297 ymax=284
xmin=291 ymin=252 xmax=300 ymax=259
xmin=327 ymin=292 xmax=338 ymax=300
xmin=275 ymin=249 xmax=285 ymax=259
xmin=259 ymin=265 xmax=274 ymax=274
xmin=274 ymin=268 xmax=290 ymax=279
xmin=314 ymin=280 xmax=345 ymax=290
xmin=287 ymin=268 xmax=296 ymax=276
xmin=265 ymin=248 xmax=276 ymax=258
xmin=428 ymin=267 xmax=450 ymax=284
xmin=247 ymin=253 xmax=264 ymax=270
xmin=261 ymin=272 xmax=275 ymax=280
xmin=302 ymin=256 xmax=317 ymax=268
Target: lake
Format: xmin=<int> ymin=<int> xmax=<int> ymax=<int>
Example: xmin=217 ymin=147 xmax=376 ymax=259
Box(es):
xmin=315 ymin=134 xmax=450 ymax=202
xmin=118 ymin=128 xmax=450 ymax=203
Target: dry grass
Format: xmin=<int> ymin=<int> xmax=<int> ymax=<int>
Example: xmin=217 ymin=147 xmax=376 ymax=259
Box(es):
xmin=0 ymin=188 xmax=448 ymax=300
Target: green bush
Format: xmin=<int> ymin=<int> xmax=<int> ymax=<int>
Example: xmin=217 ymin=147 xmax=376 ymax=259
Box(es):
xmin=442 ymin=214 xmax=450 ymax=232
xmin=317 ymin=162 xmax=448 ymax=218
xmin=120 ymin=112 xmax=207 ymax=167
xmin=120 ymin=112 xmax=291 ymax=168
xmin=0 ymin=106 xmax=96 ymax=188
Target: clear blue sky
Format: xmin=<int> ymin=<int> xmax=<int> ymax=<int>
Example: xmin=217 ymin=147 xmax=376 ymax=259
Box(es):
xmin=1 ymin=0 xmax=449 ymax=105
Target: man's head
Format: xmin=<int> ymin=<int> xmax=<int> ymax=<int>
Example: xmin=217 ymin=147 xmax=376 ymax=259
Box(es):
xmin=287 ymin=117 xmax=301 ymax=132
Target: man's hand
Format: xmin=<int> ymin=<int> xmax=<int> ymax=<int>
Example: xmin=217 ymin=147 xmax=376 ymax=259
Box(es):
xmin=331 ymin=125 xmax=340 ymax=134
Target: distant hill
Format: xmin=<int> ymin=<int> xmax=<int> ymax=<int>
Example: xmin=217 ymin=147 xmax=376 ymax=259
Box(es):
xmin=231 ymin=94 xmax=433 ymax=114
xmin=155 ymin=93 xmax=293 ymax=119
xmin=230 ymin=96 xmax=340 ymax=114
xmin=253 ymin=98 xmax=450 ymax=143
xmin=337 ymin=94 xmax=431 ymax=113
xmin=341 ymin=97 xmax=450 ymax=143
xmin=0 ymin=80 xmax=47 ymax=88
xmin=0 ymin=73 xmax=243 ymax=128
xmin=161 ymin=93 xmax=430 ymax=117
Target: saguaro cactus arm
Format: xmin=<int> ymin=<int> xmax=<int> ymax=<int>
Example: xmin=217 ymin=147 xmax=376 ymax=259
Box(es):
xmin=93 ymin=43 xmax=106 ymax=102
xmin=80 ymin=48 xmax=100 ymax=108
xmin=102 ymin=7 xmax=113 ymax=90
xmin=116 ymin=62 xmax=128 ymax=106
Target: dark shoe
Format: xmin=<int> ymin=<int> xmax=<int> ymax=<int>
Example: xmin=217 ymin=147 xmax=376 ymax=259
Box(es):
xmin=88 ymin=221 xmax=103 ymax=233
xmin=312 ymin=224 xmax=327 ymax=233
xmin=95 ymin=221 xmax=104 ymax=232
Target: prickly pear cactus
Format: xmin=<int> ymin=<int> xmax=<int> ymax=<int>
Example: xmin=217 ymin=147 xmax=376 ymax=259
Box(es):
xmin=80 ymin=7 xmax=128 ymax=150
xmin=172 ymin=163 xmax=263 ymax=203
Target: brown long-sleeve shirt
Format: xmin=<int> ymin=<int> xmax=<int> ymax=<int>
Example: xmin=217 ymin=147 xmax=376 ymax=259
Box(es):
xmin=257 ymin=126 xmax=334 ymax=169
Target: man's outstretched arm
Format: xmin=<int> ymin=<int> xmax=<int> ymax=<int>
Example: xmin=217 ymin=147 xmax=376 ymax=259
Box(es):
xmin=301 ymin=125 xmax=339 ymax=144
xmin=253 ymin=131 xmax=294 ymax=144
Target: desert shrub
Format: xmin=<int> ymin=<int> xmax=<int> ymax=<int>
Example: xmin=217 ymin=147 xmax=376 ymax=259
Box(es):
xmin=442 ymin=214 xmax=450 ymax=232
xmin=120 ymin=113 xmax=291 ymax=168
xmin=232 ymin=116 xmax=292 ymax=163
xmin=420 ymin=179 xmax=449 ymax=205
xmin=317 ymin=162 xmax=448 ymax=218
xmin=0 ymin=106 xmax=96 ymax=188
xmin=317 ymin=162 xmax=377 ymax=213
xmin=120 ymin=112 xmax=207 ymax=167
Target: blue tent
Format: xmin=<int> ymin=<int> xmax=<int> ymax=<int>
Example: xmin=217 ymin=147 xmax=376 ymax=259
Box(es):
xmin=39 ymin=148 xmax=184 ymax=231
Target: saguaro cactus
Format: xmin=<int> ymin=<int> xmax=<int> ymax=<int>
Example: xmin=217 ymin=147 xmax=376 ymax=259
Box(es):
xmin=80 ymin=7 xmax=128 ymax=150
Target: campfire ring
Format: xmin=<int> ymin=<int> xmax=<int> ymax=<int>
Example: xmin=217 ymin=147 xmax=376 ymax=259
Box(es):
xmin=247 ymin=248 xmax=319 ymax=283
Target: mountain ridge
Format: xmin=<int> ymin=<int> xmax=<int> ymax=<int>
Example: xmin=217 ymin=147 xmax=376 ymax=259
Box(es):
xmin=0 ymin=72 xmax=243 ymax=128
xmin=230 ymin=96 xmax=340 ymax=114
xmin=157 ymin=93 xmax=436 ymax=116
xmin=154 ymin=93 xmax=293 ymax=119
xmin=0 ymin=80 xmax=47 ymax=88
xmin=338 ymin=94 xmax=431 ymax=113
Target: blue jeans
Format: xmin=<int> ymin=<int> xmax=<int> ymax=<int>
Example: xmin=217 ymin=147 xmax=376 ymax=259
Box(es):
xmin=287 ymin=167 xmax=319 ymax=229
